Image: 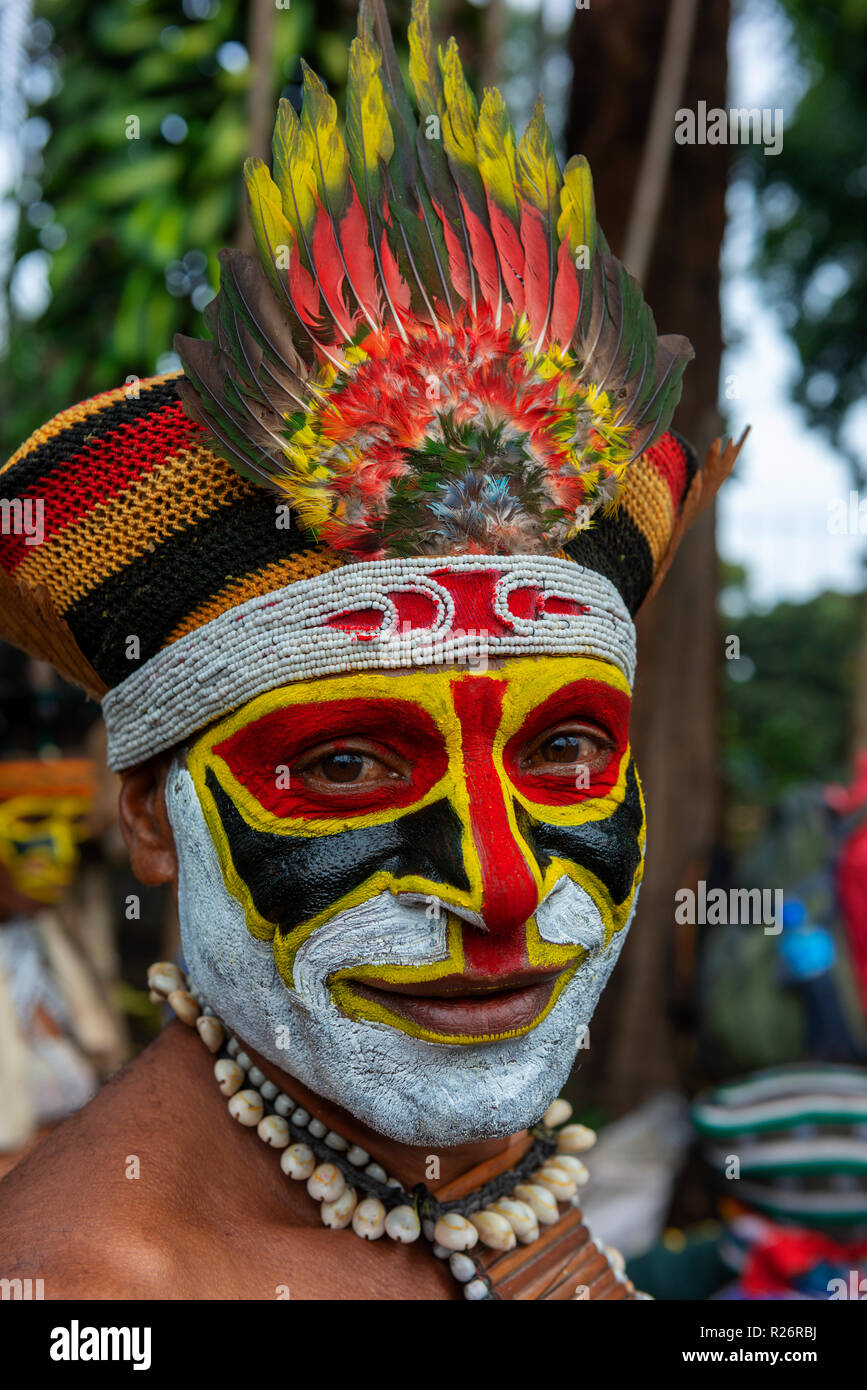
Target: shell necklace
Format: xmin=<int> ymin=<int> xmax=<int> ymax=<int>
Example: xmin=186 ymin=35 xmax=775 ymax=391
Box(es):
xmin=148 ymin=960 xmax=638 ymax=1301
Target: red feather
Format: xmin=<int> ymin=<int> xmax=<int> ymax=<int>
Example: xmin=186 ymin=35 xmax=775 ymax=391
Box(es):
xmin=519 ymin=202 xmax=554 ymax=347
xmin=340 ymin=188 xmax=382 ymax=324
xmin=311 ymin=200 xmax=358 ymax=340
xmin=549 ymin=235 xmax=581 ymax=348
xmin=486 ymin=200 xmax=524 ymax=316
xmin=435 ymin=202 xmax=472 ymax=303
xmin=285 ymin=239 xmax=322 ymax=330
xmin=460 ymin=198 xmax=501 ymax=312
xmin=380 ymin=225 xmax=412 ymax=322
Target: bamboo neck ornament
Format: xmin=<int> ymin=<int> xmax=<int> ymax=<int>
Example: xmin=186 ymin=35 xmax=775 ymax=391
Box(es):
xmin=149 ymin=959 xmax=642 ymax=1301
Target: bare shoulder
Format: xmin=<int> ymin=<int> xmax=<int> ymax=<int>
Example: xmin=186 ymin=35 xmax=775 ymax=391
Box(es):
xmin=0 ymin=1025 xmax=221 ymax=1298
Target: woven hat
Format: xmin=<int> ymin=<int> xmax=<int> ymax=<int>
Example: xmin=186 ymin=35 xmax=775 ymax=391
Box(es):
xmin=0 ymin=0 xmax=741 ymax=771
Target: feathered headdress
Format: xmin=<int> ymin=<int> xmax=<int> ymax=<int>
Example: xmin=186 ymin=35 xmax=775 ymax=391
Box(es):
xmin=175 ymin=0 xmax=693 ymax=562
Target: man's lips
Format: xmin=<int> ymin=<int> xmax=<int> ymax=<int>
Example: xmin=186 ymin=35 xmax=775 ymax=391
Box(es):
xmin=343 ymin=967 xmax=567 ymax=1037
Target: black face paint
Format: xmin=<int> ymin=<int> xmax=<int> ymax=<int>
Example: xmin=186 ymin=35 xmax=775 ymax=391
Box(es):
xmin=513 ymin=759 xmax=644 ymax=906
xmin=207 ymin=746 xmax=642 ymax=947
xmin=206 ymin=766 xmax=470 ymax=935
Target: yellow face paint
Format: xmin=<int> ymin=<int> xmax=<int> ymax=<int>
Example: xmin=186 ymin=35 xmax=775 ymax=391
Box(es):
xmin=0 ymin=794 xmax=91 ymax=905
xmin=185 ymin=655 xmax=644 ymax=1044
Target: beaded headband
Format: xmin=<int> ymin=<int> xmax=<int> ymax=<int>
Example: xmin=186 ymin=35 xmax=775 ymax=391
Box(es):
xmin=0 ymin=0 xmax=742 ymax=770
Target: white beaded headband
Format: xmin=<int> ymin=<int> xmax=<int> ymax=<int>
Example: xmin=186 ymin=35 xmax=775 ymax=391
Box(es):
xmin=102 ymin=555 xmax=636 ymax=771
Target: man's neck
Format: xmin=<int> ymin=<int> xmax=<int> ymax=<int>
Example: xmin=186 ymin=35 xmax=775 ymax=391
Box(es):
xmin=244 ymin=1038 xmax=533 ymax=1194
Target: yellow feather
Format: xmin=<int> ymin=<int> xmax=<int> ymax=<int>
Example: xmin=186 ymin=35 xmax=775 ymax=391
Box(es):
xmin=300 ymin=62 xmax=350 ymax=214
xmin=439 ymin=37 xmax=479 ymax=178
xmin=271 ymin=98 xmax=317 ymax=240
xmin=516 ymin=98 xmax=562 ymax=213
xmin=557 ymin=154 xmax=595 ymax=257
xmin=476 ymin=89 xmax=519 ymax=221
xmin=244 ymin=158 xmax=299 ymax=286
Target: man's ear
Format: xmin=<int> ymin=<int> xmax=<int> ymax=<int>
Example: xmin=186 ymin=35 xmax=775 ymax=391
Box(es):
xmin=118 ymin=754 xmax=177 ymax=886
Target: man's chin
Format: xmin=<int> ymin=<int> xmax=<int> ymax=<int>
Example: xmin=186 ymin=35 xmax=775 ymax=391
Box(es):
xmin=247 ymin=970 xmax=597 ymax=1147
xmin=279 ymin=1025 xmax=581 ymax=1147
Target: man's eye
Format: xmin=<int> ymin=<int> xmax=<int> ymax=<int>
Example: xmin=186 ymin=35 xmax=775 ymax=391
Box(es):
xmin=521 ymin=724 xmax=614 ymax=774
xmin=294 ymin=741 xmax=409 ymax=791
xmin=318 ymin=752 xmax=375 ymax=784
xmin=540 ymin=733 xmax=589 ymax=764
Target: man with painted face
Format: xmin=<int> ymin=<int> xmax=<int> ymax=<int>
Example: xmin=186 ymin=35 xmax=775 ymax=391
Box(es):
xmin=0 ymin=0 xmax=742 ymax=1299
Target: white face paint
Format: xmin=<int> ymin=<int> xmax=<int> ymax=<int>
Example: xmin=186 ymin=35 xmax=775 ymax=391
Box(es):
xmin=167 ymin=763 xmax=635 ymax=1146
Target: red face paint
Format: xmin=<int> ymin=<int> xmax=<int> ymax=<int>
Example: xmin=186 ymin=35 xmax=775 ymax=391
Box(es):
xmin=213 ymin=697 xmax=448 ymax=818
xmin=503 ymin=679 xmax=630 ymax=805
xmin=450 ymin=677 xmax=540 ymax=974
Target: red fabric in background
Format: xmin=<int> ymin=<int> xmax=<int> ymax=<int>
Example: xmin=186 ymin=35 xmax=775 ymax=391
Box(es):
xmin=838 ymin=824 xmax=867 ymax=1015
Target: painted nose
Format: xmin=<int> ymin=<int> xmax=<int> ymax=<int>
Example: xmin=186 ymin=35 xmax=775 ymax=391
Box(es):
xmin=450 ymin=679 xmax=542 ymax=962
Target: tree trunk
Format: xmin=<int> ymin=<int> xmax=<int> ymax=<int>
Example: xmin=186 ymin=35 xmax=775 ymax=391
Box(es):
xmin=565 ymin=0 xmax=730 ymax=1114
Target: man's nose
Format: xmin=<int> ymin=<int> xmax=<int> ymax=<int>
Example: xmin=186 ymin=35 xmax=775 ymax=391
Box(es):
xmin=450 ymin=678 xmax=542 ymax=955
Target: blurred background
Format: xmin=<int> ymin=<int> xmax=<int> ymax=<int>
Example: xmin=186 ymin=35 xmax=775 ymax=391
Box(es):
xmin=0 ymin=0 xmax=865 ymax=1298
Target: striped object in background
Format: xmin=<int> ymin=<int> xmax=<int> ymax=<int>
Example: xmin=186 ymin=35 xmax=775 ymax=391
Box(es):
xmin=694 ymin=1064 xmax=867 ymax=1226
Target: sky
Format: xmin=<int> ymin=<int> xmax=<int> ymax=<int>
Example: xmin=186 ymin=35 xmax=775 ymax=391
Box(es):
xmin=718 ymin=0 xmax=866 ymax=609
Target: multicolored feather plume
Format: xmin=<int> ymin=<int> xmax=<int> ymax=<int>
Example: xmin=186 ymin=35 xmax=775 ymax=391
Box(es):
xmin=175 ymin=0 xmax=693 ymax=561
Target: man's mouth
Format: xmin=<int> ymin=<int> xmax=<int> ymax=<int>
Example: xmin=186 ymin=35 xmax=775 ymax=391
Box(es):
xmin=342 ymin=967 xmax=568 ymax=1038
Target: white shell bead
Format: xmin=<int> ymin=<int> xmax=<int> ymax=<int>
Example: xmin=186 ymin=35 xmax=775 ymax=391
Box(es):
xmin=325 ymin=1131 xmax=348 ymax=1151
xmin=489 ymin=1198 xmax=539 ymax=1244
xmin=433 ymin=1213 xmax=479 ymax=1252
xmin=605 ymin=1245 xmax=626 ymax=1273
xmin=533 ymin=1165 xmax=578 ymax=1201
xmin=280 ymin=1143 xmax=316 ymax=1179
xmin=274 ymin=1093 xmax=294 ymax=1116
xmin=543 ymin=1097 xmax=573 ymax=1128
xmin=513 ymin=1183 xmax=559 ymax=1225
xmin=235 ymin=1051 xmax=251 ymax=1071
xmin=247 ymin=1065 xmax=265 ymax=1088
xmin=556 ymin=1124 xmax=597 ymax=1154
xmin=464 ymin=1279 xmax=489 ymax=1300
xmin=307 ymin=1164 xmax=346 ymax=1203
xmin=470 ymin=1211 xmax=517 ymax=1251
xmin=347 ymin=1145 xmax=370 ymax=1167
xmin=449 ymin=1252 xmax=477 ymax=1283
xmin=147 ymin=961 xmax=185 ymax=996
xmin=291 ymin=1108 xmax=310 ymax=1127
xmin=321 ymin=1186 xmax=357 ymax=1229
xmin=195 ymin=1015 xmax=224 ymax=1053
xmin=214 ymin=1058 xmax=244 ymax=1097
xmin=260 ymin=1080 xmax=278 ymax=1102
xmin=547 ymin=1154 xmax=590 ymax=1185
xmin=352 ymin=1198 xmax=387 ymax=1240
xmin=228 ymin=1089 xmax=264 ymax=1127
xmin=384 ymin=1205 xmax=421 ymax=1244
xmin=364 ymin=1162 xmax=387 ymax=1183
xmin=167 ymin=988 xmax=200 ymax=1026
xmin=257 ymin=1114 xmax=290 ymax=1148
xmin=307 ymin=1118 xmax=327 ymax=1139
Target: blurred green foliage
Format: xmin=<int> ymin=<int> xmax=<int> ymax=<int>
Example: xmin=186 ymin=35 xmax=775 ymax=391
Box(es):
xmin=720 ymin=567 xmax=861 ymax=805
xmin=747 ymin=0 xmax=867 ymax=471
xmin=0 ymin=0 xmax=354 ymax=455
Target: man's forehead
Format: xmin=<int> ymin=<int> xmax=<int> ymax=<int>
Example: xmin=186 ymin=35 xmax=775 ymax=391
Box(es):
xmin=190 ymin=654 xmax=630 ymax=753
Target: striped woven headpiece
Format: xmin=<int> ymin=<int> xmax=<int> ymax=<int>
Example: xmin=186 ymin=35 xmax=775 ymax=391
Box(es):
xmin=0 ymin=0 xmax=740 ymax=770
